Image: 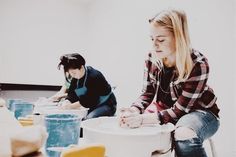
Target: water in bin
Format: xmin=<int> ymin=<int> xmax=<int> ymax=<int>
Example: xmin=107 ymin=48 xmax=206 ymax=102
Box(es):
xmin=44 ymin=114 xmax=81 ymax=157
xmin=13 ymin=102 xmax=34 ymax=119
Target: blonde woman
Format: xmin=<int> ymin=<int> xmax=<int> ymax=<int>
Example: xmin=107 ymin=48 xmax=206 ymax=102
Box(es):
xmin=119 ymin=9 xmax=220 ymax=157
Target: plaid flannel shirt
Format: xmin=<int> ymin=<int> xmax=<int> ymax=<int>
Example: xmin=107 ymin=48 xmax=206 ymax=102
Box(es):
xmin=132 ymin=49 xmax=220 ymax=124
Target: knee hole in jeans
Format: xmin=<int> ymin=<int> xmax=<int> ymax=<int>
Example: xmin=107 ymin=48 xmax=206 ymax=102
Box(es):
xmin=174 ymin=127 xmax=198 ymax=141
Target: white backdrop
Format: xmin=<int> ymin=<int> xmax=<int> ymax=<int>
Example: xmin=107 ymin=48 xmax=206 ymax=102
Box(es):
xmin=0 ymin=0 xmax=89 ymax=85
xmin=0 ymin=0 xmax=235 ymax=156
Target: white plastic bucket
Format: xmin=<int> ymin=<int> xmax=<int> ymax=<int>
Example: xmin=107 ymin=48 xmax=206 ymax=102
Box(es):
xmin=82 ymin=117 xmax=174 ymax=157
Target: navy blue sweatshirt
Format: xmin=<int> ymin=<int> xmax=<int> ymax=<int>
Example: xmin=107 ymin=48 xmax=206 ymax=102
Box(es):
xmin=66 ymin=66 xmax=112 ymax=108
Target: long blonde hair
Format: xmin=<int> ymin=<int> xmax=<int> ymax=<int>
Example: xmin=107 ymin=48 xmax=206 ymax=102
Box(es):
xmin=149 ymin=9 xmax=193 ymax=83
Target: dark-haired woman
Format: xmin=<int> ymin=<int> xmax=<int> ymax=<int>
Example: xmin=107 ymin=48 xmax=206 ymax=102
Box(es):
xmin=58 ymin=53 xmax=117 ymax=119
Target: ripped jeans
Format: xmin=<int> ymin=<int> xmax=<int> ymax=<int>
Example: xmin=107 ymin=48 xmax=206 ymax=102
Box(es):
xmin=174 ymin=110 xmax=220 ymax=157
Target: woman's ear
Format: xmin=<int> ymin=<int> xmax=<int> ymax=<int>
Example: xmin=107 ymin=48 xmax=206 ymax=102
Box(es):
xmin=80 ymin=65 xmax=85 ymax=71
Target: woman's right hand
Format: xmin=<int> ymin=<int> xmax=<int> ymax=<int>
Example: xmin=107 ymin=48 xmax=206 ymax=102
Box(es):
xmin=119 ymin=107 xmax=141 ymax=128
xmin=119 ymin=107 xmax=140 ymax=118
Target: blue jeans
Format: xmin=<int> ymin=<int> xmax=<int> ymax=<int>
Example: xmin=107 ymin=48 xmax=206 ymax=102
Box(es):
xmin=174 ymin=110 xmax=220 ymax=157
xmin=84 ymin=93 xmax=117 ymax=119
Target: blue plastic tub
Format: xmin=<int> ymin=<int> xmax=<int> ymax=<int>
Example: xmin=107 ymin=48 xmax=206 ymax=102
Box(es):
xmin=44 ymin=114 xmax=81 ymax=157
xmin=14 ymin=102 xmax=34 ymax=119
xmin=7 ymin=99 xmax=22 ymax=111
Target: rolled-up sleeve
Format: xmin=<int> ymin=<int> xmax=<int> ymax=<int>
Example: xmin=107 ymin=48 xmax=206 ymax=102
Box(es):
xmin=132 ymin=53 xmax=158 ymax=112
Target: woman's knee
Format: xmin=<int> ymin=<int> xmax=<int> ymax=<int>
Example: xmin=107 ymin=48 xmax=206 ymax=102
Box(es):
xmin=174 ymin=127 xmax=207 ymax=157
xmin=174 ymin=127 xmax=197 ymax=140
xmin=174 ymin=138 xmax=206 ymax=157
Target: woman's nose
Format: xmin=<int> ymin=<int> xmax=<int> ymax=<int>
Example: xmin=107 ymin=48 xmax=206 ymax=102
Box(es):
xmin=153 ymin=40 xmax=159 ymax=48
xmin=70 ymin=73 xmax=75 ymax=78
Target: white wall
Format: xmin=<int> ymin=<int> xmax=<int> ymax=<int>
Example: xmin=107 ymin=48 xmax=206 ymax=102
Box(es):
xmin=0 ymin=0 xmax=89 ymax=85
xmin=233 ymin=0 xmax=236 ymax=155
xmin=0 ymin=0 xmax=235 ymax=156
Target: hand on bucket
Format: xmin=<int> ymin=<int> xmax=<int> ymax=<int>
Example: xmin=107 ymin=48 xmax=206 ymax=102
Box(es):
xmin=119 ymin=107 xmax=141 ymax=128
xmin=119 ymin=107 xmax=160 ymax=129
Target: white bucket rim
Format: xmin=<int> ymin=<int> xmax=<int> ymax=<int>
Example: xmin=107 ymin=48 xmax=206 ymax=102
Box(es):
xmin=82 ymin=116 xmax=175 ymax=136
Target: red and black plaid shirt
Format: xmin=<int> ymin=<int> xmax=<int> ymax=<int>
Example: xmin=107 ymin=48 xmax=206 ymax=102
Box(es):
xmin=132 ymin=49 xmax=220 ymax=124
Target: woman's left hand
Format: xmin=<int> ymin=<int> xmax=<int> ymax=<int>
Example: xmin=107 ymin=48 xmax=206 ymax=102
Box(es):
xmin=59 ymin=100 xmax=72 ymax=109
xmin=60 ymin=100 xmax=82 ymax=110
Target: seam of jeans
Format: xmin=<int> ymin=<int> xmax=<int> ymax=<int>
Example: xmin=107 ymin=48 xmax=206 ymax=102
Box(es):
xmin=198 ymin=112 xmax=219 ymax=141
xmin=196 ymin=109 xmax=219 ymax=120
